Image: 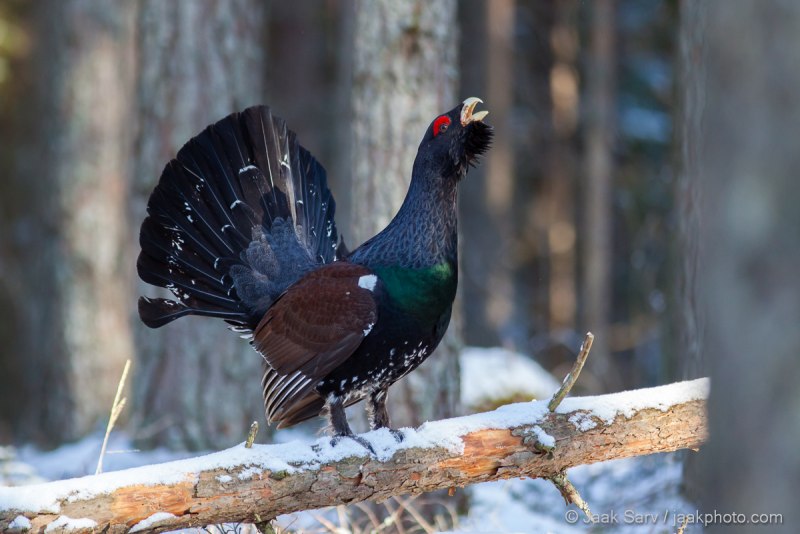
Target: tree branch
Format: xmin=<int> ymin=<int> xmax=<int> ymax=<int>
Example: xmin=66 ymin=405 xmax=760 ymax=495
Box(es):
xmin=0 ymin=379 xmax=708 ymax=533
xmin=546 ymin=331 xmax=594 ymax=520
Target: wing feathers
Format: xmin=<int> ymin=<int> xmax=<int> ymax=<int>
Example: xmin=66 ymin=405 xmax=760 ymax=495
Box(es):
xmin=253 ymin=262 xmax=378 ymax=424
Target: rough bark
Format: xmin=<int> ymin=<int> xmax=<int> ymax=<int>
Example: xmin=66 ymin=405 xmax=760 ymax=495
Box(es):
xmin=695 ymin=1 xmax=800 ymax=528
xmin=0 ymin=0 xmax=136 ymax=444
xmin=351 ymin=0 xmax=461 ymax=427
xmin=0 ymin=379 xmax=707 ymax=533
xmin=131 ymin=0 xmax=269 ymax=450
xmin=676 ymin=0 xmax=707 ymax=503
xmin=676 ymin=0 xmax=706 ymax=385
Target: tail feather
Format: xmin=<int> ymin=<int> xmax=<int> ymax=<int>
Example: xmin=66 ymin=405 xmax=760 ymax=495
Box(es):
xmin=138 ymin=297 xmax=244 ymax=328
xmin=138 ymin=105 xmax=343 ymax=330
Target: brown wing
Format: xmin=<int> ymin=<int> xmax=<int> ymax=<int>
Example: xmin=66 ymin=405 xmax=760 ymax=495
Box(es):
xmin=253 ymin=262 xmax=378 ymax=425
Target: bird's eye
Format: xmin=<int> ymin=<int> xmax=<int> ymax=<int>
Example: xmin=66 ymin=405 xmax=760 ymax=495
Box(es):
xmin=433 ymin=116 xmax=451 ymax=137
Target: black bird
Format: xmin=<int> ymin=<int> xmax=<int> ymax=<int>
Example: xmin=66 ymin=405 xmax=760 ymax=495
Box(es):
xmin=137 ymin=98 xmax=492 ymax=446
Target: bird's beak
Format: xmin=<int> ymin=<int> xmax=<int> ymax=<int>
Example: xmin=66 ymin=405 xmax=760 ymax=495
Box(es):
xmin=461 ymin=97 xmax=489 ymax=126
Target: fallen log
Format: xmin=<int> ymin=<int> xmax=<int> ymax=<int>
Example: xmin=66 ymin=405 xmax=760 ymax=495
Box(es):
xmin=0 ymin=378 xmax=709 ymax=533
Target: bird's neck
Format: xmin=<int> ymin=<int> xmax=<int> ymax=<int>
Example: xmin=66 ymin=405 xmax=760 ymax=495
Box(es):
xmin=353 ymin=168 xmax=459 ymax=269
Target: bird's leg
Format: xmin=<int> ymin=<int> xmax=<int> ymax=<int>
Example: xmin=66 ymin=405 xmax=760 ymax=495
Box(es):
xmin=368 ymin=387 xmax=404 ymax=442
xmin=327 ymin=394 xmax=375 ymax=454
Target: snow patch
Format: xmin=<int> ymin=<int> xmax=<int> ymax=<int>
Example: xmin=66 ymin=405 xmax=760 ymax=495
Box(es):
xmin=216 ymin=474 xmax=233 ymax=483
xmin=129 ymin=512 xmax=177 ymax=533
xmin=0 ymin=441 xmax=313 ymax=514
xmin=531 ymin=426 xmax=555 ymax=448
xmin=44 ymin=516 xmax=97 ymax=532
xmin=237 ymin=466 xmax=263 ymax=481
xmin=568 ymin=412 xmax=598 ymax=431
xmin=460 ymin=347 xmax=560 ymax=408
xmin=8 ymin=515 xmax=31 ymax=531
xmin=556 ymin=378 xmax=710 ymax=424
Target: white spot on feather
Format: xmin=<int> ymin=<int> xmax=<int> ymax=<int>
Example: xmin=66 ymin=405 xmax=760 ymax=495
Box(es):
xmin=358 ymin=274 xmax=377 ymax=291
xmin=363 ymin=322 xmax=374 ymax=337
xmin=239 ymin=165 xmax=258 ymax=175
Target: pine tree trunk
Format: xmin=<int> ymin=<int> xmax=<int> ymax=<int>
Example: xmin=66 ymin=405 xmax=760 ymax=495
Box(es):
xmin=676 ymin=0 xmax=707 ymax=503
xmin=351 ymin=0 xmax=460 ymax=428
xmin=696 ymin=1 xmax=800 ymax=524
xmin=580 ymin=0 xmax=618 ymax=391
xmin=130 ymin=0 xmax=269 ymax=450
xmin=533 ymin=0 xmax=581 ymax=370
xmin=676 ymin=0 xmax=705 ymax=382
xmin=482 ymin=0 xmax=517 ymax=347
xmin=0 ymin=0 xmax=136 ymax=445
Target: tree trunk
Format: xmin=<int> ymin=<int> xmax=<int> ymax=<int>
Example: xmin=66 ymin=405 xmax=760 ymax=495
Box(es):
xmin=266 ymin=0 xmax=354 ymax=222
xmin=0 ymin=379 xmax=708 ymax=533
xmin=676 ymin=0 xmax=705 ymax=383
xmin=0 ymin=0 xmax=136 ymax=445
xmin=351 ymin=0 xmax=461 ymax=428
xmin=696 ymin=2 xmax=800 ymax=527
xmin=676 ymin=0 xmax=707 ymax=503
xmin=481 ymin=0 xmax=517 ymax=347
xmin=580 ymin=0 xmax=618 ymax=391
xmin=130 ymin=0 xmax=269 ymax=450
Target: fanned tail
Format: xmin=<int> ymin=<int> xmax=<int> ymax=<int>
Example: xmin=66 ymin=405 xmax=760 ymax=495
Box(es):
xmin=137 ymin=106 xmax=344 ymax=330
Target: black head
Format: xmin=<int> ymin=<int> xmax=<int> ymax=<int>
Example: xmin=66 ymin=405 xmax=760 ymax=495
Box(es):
xmin=415 ymin=97 xmax=493 ymax=179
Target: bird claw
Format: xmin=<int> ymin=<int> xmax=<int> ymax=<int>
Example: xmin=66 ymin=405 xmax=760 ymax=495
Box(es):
xmin=388 ymin=428 xmax=405 ymax=443
xmin=330 ymin=434 xmax=376 ymax=456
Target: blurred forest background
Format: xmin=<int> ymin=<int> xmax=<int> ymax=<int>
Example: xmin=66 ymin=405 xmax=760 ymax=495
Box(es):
xmin=2 ymin=0 xmax=800 ymax=529
xmin=0 ymin=0 xmax=683 ymax=449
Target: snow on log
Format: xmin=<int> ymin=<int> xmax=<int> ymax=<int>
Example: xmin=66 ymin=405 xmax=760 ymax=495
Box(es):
xmin=0 ymin=379 xmax=709 ymax=533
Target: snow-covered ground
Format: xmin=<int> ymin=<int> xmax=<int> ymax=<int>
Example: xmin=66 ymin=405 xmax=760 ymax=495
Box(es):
xmin=0 ymin=348 xmax=700 ymax=533
xmin=460 ymin=347 xmax=561 ymax=409
xmin=461 ymin=454 xmax=695 ymax=533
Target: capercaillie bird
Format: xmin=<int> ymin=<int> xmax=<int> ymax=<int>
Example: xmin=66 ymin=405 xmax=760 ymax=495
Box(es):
xmin=137 ymin=98 xmax=492 ymax=449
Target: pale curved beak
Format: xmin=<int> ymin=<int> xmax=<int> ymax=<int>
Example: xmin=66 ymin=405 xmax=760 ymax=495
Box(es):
xmin=461 ymin=97 xmax=489 ymax=126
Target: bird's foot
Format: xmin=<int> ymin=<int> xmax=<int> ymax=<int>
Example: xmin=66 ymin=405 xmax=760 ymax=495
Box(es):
xmin=387 ymin=428 xmax=405 ymax=443
xmin=330 ymin=433 xmax=376 ymax=456
xmin=370 ymin=423 xmax=405 ymax=443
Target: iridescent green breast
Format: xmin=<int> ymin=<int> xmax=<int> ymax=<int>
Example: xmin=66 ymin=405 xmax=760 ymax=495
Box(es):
xmin=372 ymin=262 xmax=457 ymax=323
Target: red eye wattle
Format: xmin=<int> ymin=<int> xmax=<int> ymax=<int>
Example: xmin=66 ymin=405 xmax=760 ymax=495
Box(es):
xmin=433 ymin=116 xmax=451 ymax=137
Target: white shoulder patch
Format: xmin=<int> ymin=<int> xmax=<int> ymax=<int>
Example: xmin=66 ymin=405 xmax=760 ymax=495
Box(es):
xmin=358 ymin=274 xmax=378 ymax=291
